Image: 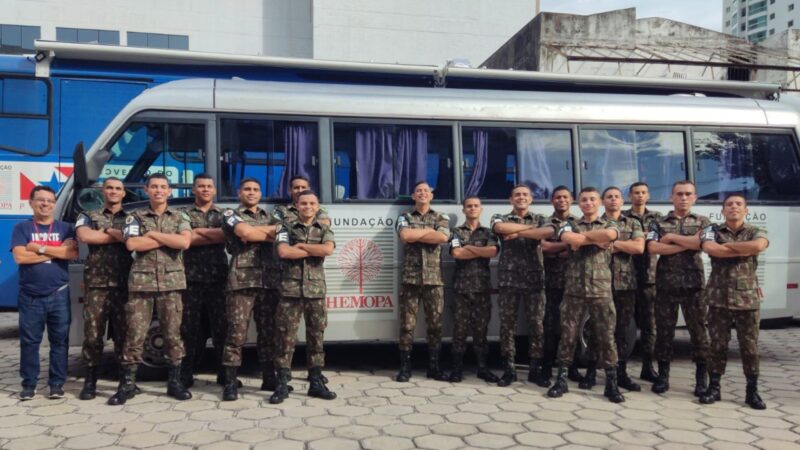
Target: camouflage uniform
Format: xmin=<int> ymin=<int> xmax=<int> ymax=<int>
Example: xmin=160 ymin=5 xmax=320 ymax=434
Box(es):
xmin=701 ymin=224 xmax=767 ymax=377
xmin=274 ymin=219 xmax=335 ymax=369
xmin=221 ymin=206 xmax=280 ymax=367
xmin=396 ymin=209 xmax=451 ymax=352
xmin=122 ymin=207 xmax=192 ymax=365
xmin=622 ymin=208 xmax=662 ymax=359
xmin=647 ymin=211 xmax=711 ymax=363
xmin=542 ymin=213 xmax=578 ymax=370
xmin=607 ymin=213 xmax=644 ymax=362
xmin=76 ymin=208 xmax=133 ymax=367
xmin=555 ymin=216 xmax=620 ymax=369
xmin=179 ymin=205 xmax=228 ymax=370
xmin=449 ymin=224 xmax=499 ymax=357
xmin=490 ymin=211 xmax=548 ymax=360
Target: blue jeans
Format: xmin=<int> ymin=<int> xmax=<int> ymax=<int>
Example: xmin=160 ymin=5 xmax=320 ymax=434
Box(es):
xmin=18 ymin=287 xmax=71 ymax=388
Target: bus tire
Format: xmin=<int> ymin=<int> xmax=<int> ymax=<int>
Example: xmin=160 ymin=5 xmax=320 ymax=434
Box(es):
xmin=574 ymin=313 xmax=638 ymax=367
xmin=136 ymin=320 xmax=169 ymax=381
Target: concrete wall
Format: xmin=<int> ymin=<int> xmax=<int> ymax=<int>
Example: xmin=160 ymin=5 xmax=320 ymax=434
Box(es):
xmin=262 ymin=0 xmax=312 ymax=57
xmin=758 ymin=29 xmax=800 ymax=92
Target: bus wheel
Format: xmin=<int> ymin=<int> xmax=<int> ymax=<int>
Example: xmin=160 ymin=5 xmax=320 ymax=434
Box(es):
xmin=137 ymin=320 xmax=169 ymax=381
xmin=575 ymin=313 xmax=637 ymax=367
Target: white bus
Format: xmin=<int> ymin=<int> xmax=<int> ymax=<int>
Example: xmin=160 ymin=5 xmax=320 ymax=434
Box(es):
xmin=56 ymin=75 xmax=800 ymax=368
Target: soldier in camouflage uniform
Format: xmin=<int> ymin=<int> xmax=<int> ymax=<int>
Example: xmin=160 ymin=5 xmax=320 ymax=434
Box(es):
xmin=110 ymin=173 xmax=193 ymax=405
xmin=448 ymin=197 xmax=499 ymax=383
xmin=395 ymin=181 xmax=451 ymax=383
xmin=622 ymin=181 xmax=662 ymax=382
xmin=600 ymin=186 xmax=645 ymax=392
xmin=270 ymin=190 xmax=336 ymax=404
xmin=75 ymin=177 xmax=133 ymax=400
xmin=540 ymin=186 xmax=580 ymax=387
xmin=179 ymin=174 xmax=229 ymax=389
xmin=646 ymin=180 xmax=711 ymax=396
xmin=699 ymin=194 xmax=769 ymax=409
xmin=546 ymin=187 xmax=624 ymax=403
xmin=490 ymin=184 xmax=556 ymax=387
xmin=219 ymin=178 xmax=281 ymax=401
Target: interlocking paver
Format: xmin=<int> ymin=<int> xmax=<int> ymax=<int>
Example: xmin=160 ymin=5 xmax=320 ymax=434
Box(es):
xmin=175 ymin=430 xmax=226 ymax=446
xmin=414 ymin=434 xmax=465 ymax=450
xmin=464 ymin=432 xmax=516 ymax=448
xmin=752 ymin=439 xmax=800 ymax=450
xmin=284 ymin=425 xmax=331 ymax=442
xmin=118 ymin=431 xmax=172 ymax=448
xmin=383 ymin=423 xmax=429 ymax=438
xmin=477 ymin=421 xmax=525 ymax=435
xmin=2 ymin=435 xmax=63 ymax=450
xmin=514 ymin=431 xmax=567 ymax=447
xmin=563 ymin=430 xmax=617 ymax=447
xmin=334 ymin=425 xmax=380 ymax=440
xmin=430 ymin=422 xmax=479 ymax=437
xmin=361 ymin=435 xmax=415 ymax=450
xmin=61 ymin=433 xmax=118 ymax=450
xmin=308 ymin=437 xmax=361 ymax=450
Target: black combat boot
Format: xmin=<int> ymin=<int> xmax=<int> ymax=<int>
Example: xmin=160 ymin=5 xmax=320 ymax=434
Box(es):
xmin=269 ymin=368 xmax=292 ymax=404
xmin=652 ymin=360 xmax=670 ymax=394
xmin=699 ymin=373 xmax=721 ymax=405
xmin=539 ymin=361 xmax=553 ymax=388
xmin=426 ymin=348 xmax=450 ymax=381
xmin=546 ymin=366 xmax=569 ymax=398
xmin=221 ymin=366 xmax=239 ymax=401
xmin=475 ymin=352 xmax=499 ymax=383
xmin=528 ymin=358 xmax=550 ymax=387
xmin=117 ymin=363 xmax=142 ymax=395
xmin=604 ymin=367 xmax=625 ymax=403
xmin=180 ymin=358 xmax=194 ymax=389
xmin=745 ymin=376 xmax=766 ymax=410
xmin=497 ymin=357 xmax=517 ymax=387
xmin=694 ymin=361 xmax=708 ymax=397
xmin=567 ymin=363 xmax=584 ymax=383
xmin=396 ymin=351 xmax=412 ymax=382
xmin=617 ymin=361 xmax=641 ymax=392
xmin=640 ymin=356 xmax=658 ymax=383
xmin=108 ymin=365 xmax=137 ymax=406
xmin=261 ymin=361 xmax=277 ymax=391
xmin=307 ymin=367 xmax=337 ymax=400
xmin=216 ymin=366 xmax=243 ymax=388
xmin=79 ymin=366 xmax=99 ymax=400
xmin=449 ymin=352 xmax=464 ymax=383
xmin=166 ymin=364 xmax=192 ymax=401
xmin=579 ymin=363 xmax=597 ymax=390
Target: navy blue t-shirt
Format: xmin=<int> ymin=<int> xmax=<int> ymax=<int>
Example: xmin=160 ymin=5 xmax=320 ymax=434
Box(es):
xmin=10 ymin=219 xmax=75 ymax=296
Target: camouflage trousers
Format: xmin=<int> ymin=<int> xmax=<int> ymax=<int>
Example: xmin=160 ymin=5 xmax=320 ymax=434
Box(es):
xmin=612 ymin=290 xmax=636 ymax=363
xmin=222 ymin=288 xmax=279 ymax=367
xmin=81 ymin=287 xmax=128 ymax=367
xmin=708 ymin=306 xmax=760 ymax=377
xmin=122 ymin=291 xmax=184 ymax=366
xmin=654 ymin=289 xmax=709 ymax=363
xmin=543 ymin=288 xmax=567 ymax=368
xmin=557 ymin=295 xmax=618 ymax=369
xmin=274 ymin=297 xmax=327 ymax=369
xmin=451 ymin=291 xmax=492 ymax=356
xmin=181 ymin=282 xmax=226 ymax=369
xmin=634 ymin=283 xmax=657 ymax=357
xmin=398 ymin=284 xmax=444 ymax=352
xmin=498 ymin=287 xmax=545 ymax=359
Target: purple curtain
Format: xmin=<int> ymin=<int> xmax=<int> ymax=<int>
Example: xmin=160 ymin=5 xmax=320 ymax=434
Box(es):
xmin=355 ymin=127 xmax=394 ymax=199
xmin=395 ymin=128 xmax=428 ymax=196
xmin=465 ymin=130 xmax=488 ymax=197
xmin=277 ymin=123 xmax=317 ymax=199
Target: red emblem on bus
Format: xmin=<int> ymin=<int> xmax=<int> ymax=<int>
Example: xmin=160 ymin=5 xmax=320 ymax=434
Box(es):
xmin=337 ymin=238 xmax=382 ymax=293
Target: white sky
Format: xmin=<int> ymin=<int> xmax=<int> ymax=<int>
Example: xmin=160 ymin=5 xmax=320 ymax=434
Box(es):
xmin=539 ymin=0 xmax=723 ymax=32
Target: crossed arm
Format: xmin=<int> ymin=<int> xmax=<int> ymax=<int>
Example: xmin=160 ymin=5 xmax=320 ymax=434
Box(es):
xmin=76 ymin=226 xmax=125 ymax=245
xmin=13 ymin=239 xmax=79 ymax=265
xmin=191 ymin=228 xmax=225 ymax=246
xmin=451 ymin=245 xmax=498 ymax=261
xmin=400 ymin=228 xmax=449 ymax=245
xmin=561 ymin=229 xmax=618 ymax=251
xmin=492 ymin=223 xmax=555 ymax=241
xmin=127 ymin=230 xmax=192 ymax=252
xmin=613 ymin=237 xmax=645 ymax=255
xmin=233 ymin=223 xmax=276 ymax=244
xmin=277 ymin=241 xmax=335 ymax=259
xmin=648 ymin=232 xmax=700 ymax=255
xmin=702 ymin=238 xmax=769 ymax=258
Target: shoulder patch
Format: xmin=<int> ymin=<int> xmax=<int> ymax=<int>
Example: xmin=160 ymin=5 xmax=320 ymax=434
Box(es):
xmin=224 ymin=209 xmax=234 ymax=217
xmin=125 ymin=215 xmax=135 ymax=224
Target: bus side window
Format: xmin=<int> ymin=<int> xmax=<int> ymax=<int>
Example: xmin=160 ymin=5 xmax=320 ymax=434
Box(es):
xmin=462 ymin=127 xmax=572 ymax=200
xmin=220 ymin=118 xmax=318 ymax=200
xmin=580 ymin=129 xmax=685 ymax=201
xmin=333 ymin=123 xmax=454 ymax=201
xmin=694 ymin=131 xmax=800 ymax=202
xmin=0 ymin=77 xmax=50 ymax=155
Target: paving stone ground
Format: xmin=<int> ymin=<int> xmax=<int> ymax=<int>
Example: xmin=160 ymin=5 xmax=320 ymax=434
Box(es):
xmin=1 ymin=311 xmax=800 ymax=449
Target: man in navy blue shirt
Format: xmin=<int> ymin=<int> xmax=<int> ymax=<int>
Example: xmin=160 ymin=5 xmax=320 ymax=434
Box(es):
xmin=11 ymin=185 xmax=77 ymax=400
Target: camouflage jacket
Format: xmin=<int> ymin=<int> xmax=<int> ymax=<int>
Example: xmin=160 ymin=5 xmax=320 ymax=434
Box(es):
xmin=222 ymin=205 xmax=278 ymax=291
xmin=622 ymin=207 xmax=662 ymax=285
xmin=603 ymin=213 xmax=644 ymax=292
xmin=180 ymin=204 xmax=228 ymax=283
xmin=396 ymin=208 xmax=450 ymax=286
xmin=561 ymin=216 xmax=619 ymax=298
xmin=76 ymin=207 xmax=132 ymax=288
xmin=701 ymin=223 xmax=768 ymax=310
xmin=123 ymin=206 xmax=192 ymax=293
xmin=490 ymin=211 xmax=548 ymax=290
xmin=543 ymin=213 xmax=577 ymax=290
xmin=272 ymin=203 xmax=330 ymax=224
xmin=647 ymin=210 xmax=711 ymax=291
xmin=276 ymin=219 xmax=335 ymax=298
xmin=450 ymin=224 xmax=499 ymax=293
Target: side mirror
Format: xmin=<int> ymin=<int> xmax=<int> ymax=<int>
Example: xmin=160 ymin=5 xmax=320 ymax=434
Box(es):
xmin=76 ymin=187 xmax=104 ymax=213
xmin=72 ymin=142 xmax=89 ymax=190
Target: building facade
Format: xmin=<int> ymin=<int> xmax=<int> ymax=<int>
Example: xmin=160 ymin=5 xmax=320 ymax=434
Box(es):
xmin=723 ymin=0 xmax=800 ymax=43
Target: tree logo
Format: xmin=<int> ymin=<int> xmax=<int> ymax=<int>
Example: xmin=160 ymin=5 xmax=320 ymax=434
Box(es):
xmin=337 ymin=238 xmax=383 ymax=293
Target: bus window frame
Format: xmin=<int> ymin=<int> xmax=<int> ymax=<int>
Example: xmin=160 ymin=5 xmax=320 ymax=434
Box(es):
xmin=328 ymin=116 xmax=460 ymax=205
xmin=0 ymin=74 xmax=52 ymax=155
xmin=690 ymin=126 xmax=800 ymax=206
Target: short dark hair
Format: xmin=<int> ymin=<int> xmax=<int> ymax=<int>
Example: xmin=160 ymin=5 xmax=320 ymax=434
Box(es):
xmin=238 ymin=177 xmax=261 ymax=189
xmin=102 ymin=177 xmax=123 ymax=186
xmin=290 ymin=175 xmax=310 ymax=187
xmin=629 ymin=181 xmax=649 ymax=193
xmin=672 ymin=180 xmax=695 ymax=192
xmin=145 ymin=173 xmax=169 ymax=186
xmin=510 ymin=184 xmax=531 ymax=195
xmin=296 ymin=189 xmax=318 ymax=201
xmin=551 ymin=185 xmax=572 ymax=199
xmin=413 ymin=180 xmax=431 ymax=191
xmin=193 ymin=173 xmax=213 ymax=185
xmin=723 ymin=192 xmax=747 ymax=206
xmin=462 ymin=196 xmax=482 ymax=206
xmin=579 ymin=186 xmax=599 ymax=196
xmin=30 ymin=185 xmax=56 ymax=200
xmin=602 ymin=186 xmax=622 ymax=198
